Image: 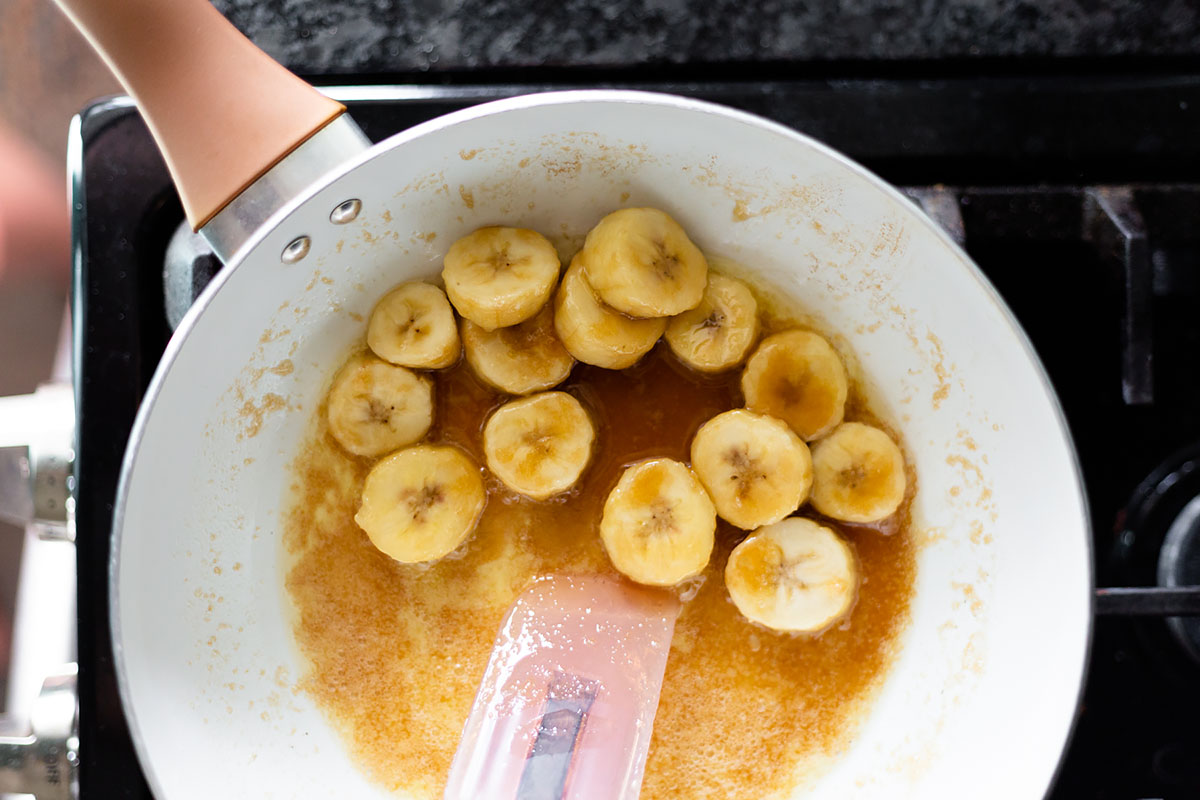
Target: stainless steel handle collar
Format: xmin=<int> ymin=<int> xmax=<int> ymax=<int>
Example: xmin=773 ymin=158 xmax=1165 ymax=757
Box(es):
xmin=199 ymin=114 xmax=371 ymax=263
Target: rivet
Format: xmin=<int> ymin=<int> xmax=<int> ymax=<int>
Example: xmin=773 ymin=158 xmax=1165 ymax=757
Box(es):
xmin=330 ymin=199 xmax=362 ymax=225
xmin=281 ymin=235 xmax=311 ymax=264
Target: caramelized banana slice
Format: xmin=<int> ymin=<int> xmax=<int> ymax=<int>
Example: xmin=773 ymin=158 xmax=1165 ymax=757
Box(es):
xmin=741 ymin=330 xmax=848 ymax=441
xmin=600 ymin=458 xmax=716 ymax=586
xmin=442 ymin=226 xmax=561 ymax=330
xmin=665 ymin=273 xmax=759 ymax=373
xmin=355 ymin=444 xmax=486 ymax=563
xmin=483 ymin=391 xmax=595 ymax=500
xmin=809 ymin=422 xmax=907 ymax=523
xmin=553 ymin=257 xmax=666 ymax=369
xmin=461 ymin=303 xmax=575 ymax=395
xmin=580 ymin=208 xmax=708 ymax=318
xmin=690 ymin=409 xmax=812 ymax=530
xmin=326 ymin=354 xmax=433 ymax=457
xmin=725 ymin=517 xmax=858 ymax=632
xmin=366 ymin=281 xmax=460 ymax=369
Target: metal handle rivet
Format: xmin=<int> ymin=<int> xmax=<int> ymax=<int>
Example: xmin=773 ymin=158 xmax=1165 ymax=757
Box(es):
xmin=281 ymin=235 xmax=311 ymax=264
xmin=330 ymin=198 xmax=362 ymax=225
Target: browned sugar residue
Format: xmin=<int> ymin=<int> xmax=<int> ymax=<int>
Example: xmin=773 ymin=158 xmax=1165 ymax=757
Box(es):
xmin=238 ymin=393 xmax=287 ymax=439
xmin=945 ymin=453 xmax=984 ymax=485
xmin=732 ymin=199 xmax=776 ymax=222
xmin=926 ymin=331 xmax=952 ymax=409
xmin=459 ymin=149 xmax=480 ymax=160
xmin=270 ymin=359 xmax=294 ymax=377
xmin=458 ymin=185 xmax=475 ymax=209
xmin=870 ymin=220 xmax=905 ymax=259
xmin=952 ymin=582 xmax=984 ymax=616
xmin=284 ymin=339 xmax=916 ymax=798
xmin=544 ymin=155 xmax=583 ymax=178
xmin=258 ymin=326 xmax=290 ymax=345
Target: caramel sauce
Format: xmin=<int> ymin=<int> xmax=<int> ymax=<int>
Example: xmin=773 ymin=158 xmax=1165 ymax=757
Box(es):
xmin=284 ymin=339 xmax=916 ymax=798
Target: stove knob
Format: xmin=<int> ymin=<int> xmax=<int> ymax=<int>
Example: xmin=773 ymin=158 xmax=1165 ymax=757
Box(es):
xmin=0 ymin=664 xmax=79 ymax=800
xmin=0 ymin=383 xmax=74 ymax=542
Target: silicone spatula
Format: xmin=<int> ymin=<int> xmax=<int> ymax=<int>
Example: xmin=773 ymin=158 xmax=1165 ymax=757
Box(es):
xmin=444 ymin=574 xmax=681 ymax=800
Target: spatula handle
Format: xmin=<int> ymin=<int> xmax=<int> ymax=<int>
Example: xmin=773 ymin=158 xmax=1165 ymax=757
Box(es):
xmin=52 ymin=0 xmax=346 ymax=229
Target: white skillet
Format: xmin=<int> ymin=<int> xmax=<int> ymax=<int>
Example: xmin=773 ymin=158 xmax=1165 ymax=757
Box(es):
xmin=56 ymin=0 xmax=1091 ymax=797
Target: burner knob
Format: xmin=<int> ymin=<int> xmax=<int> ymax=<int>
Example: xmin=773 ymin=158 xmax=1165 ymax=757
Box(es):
xmin=0 ymin=664 xmax=79 ymax=799
xmin=1158 ymin=494 xmax=1200 ymax=663
xmin=0 ymin=383 xmax=74 ymax=542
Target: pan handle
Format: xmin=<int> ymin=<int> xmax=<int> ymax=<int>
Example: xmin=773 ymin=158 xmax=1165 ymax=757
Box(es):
xmin=52 ymin=0 xmax=347 ymax=231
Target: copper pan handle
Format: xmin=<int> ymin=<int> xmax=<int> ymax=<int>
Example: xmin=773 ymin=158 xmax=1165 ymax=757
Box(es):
xmin=52 ymin=0 xmax=346 ymax=231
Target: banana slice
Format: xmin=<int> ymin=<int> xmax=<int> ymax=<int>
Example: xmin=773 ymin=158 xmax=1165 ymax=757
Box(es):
xmin=579 ymin=207 xmax=709 ymax=318
xmin=461 ymin=303 xmax=575 ymax=395
xmin=366 ymin=281 xmax=460 ymax=369
xmin=553 ymin=257 xmax=666 ymax=369
xmin=355 ymin=444 xmax=486 ymax=563
xmin=482 ymin=391 xmax=595 ymax=500
xmin=442 ymin=226 xmax=561 ymax=330
xmin=725 ymin=517 xmax=859 ymax=633
xmin=741 ymin=329 xmax=849 ymax=441
xmin=809 ymin=422 xmax=907 ymax=523
xmin=664 ymin=273 xmax=759 ymax=372
xmin=690 ymin=409 xmax=812 ymax=530
xmin=326 ymin=354 xmax=434 ymax=457
xmin=599 ymin=458 xmax=716 ymax=586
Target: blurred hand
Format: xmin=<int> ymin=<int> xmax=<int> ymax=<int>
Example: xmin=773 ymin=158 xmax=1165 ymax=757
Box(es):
xmin=0 ymin=119 xmax=70 ymax=289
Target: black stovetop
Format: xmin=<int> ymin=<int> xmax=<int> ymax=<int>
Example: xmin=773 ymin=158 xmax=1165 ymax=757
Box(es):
xmin=73 ymin=74 xmax=1200 ymax=799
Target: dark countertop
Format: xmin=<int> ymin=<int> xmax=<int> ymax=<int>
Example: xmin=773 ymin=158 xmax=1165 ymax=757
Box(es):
xmin=211 ymin=0 xmax=1199 ymax=75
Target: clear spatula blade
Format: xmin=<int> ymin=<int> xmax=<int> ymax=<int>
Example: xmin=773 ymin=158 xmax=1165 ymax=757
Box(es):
xmin=444 ymin=574 xmax=681 ymax=800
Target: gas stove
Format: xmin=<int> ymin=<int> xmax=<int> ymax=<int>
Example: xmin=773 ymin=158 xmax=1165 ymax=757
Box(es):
xmin=17 ymin=75 xmax=1200 ymax=797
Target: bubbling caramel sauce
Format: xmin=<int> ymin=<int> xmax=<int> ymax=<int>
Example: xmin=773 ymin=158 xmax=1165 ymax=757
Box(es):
xmin=284 ymin=326 xmax=916 ymax=798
